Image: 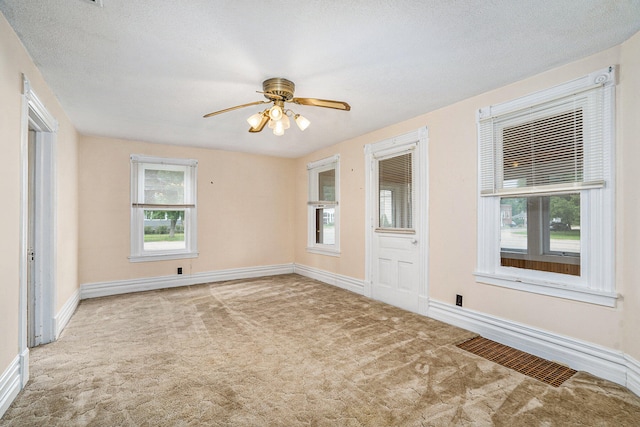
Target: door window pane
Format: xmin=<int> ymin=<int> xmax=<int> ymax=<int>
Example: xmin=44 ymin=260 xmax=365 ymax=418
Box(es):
xmin=378 ymin=153 xmax=413 ymax=229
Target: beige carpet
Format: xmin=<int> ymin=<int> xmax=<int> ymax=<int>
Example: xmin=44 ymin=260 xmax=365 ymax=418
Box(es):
xmin=1 ymin=274 xmax=639 ymax=426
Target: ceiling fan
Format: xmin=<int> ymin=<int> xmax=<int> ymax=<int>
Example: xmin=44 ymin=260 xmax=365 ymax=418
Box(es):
xmin=203 ymin=78 xmax=351 ymax=136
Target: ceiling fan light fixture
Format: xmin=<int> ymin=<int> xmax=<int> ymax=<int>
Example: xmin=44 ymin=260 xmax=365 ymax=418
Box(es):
xmin=294 ymin=114 xmax=311 ymax=131
xmin=203 ymin=77 xmax=350 ymax=135
xmin=281 ymin=114 xmax=291 ymax=130
xmin=273 ymin=120 xmax=285 ymax=136
xmin=247 ymin=112 xmax=264 ymax=128
xmin=269 ymin=104 xmax=283 ymax=121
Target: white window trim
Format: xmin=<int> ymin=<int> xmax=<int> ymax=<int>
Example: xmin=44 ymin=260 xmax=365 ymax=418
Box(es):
xmin=307 ymin=154 xmax=340 ymax=256
xmin=129 ymin=154 xmax=198 ymax=262
xmin=475 ymin=66 xmax=617 ymax=306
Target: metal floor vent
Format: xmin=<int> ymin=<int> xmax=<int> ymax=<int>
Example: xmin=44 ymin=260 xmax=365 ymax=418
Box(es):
xmin=457 ymin=336 xmax=577 ymax=387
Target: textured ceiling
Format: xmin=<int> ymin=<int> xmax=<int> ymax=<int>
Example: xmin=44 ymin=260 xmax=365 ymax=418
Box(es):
xmin=2 ymin=1 xmax=639 ymax=157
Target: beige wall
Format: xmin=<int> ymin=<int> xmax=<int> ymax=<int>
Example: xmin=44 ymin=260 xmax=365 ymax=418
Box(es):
xmin=0 ymin=11 xmax=23 ymax=374
xmin=295 ymin=42 xmax=638 ymax=358
xmin=0 ymin=14 xmax=79 ymax=371
xmin=78 ymin=136 xmax=295 ymax=285
xmin=620 ymin=32 xmax=640 ymax=361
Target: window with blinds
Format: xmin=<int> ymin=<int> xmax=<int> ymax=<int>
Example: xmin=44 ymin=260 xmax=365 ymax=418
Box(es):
xmin=377 ymin=152 xmax=413 ymax=230
xmin=475 ymin=66 xmax=617 ymax=306
xmin=479 ymin=87 xmax=606 ymax=196
xmin=130 ymin=155 xmax=198 ymax=261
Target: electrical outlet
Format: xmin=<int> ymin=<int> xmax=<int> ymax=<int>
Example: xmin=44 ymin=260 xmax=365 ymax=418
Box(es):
xmin=177 ymin=267 xmax=183 ymax=275
xmin=456 ymin=294 xmax=463 ymax=307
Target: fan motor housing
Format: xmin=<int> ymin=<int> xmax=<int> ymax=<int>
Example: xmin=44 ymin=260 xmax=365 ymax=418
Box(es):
xmin=263 ymin=78 xmax=295 ymax=101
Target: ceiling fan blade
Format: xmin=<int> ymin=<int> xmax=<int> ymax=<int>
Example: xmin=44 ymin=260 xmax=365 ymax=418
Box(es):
xmin=203 ymin=100 xmax=270 ymax=118
xmin=290 ymin=97 xmax=351 ymax=111
xmin=248 ymin=113 xmax=269 ymax=133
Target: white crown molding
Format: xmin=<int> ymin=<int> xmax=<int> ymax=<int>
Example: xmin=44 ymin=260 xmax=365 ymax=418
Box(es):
xmin=80 ymin=264 xmax=295 ymax=299
xmin=0 ymin=355 xmax=21 ymax=419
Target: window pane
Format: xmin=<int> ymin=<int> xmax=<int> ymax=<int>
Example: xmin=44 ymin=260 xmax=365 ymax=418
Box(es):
xmin=379 ymin=189 xmax=393 ymax=227
xmin=143 ymin=210 xmax=186 ymax=251
xmin=378 ymin=153 xmax=412 ymax=228
xmin=318 ymin=169 xmax=335 ymax=202
xmin=549 ymin=194 xmax=580 ymax=254
xmin=500 ymin=197 xmax=527 ymax=251
xmin=315 ymin=207 xmax=335 ymax=245
xmin=144 ymin=169 xmax=185 ymax=204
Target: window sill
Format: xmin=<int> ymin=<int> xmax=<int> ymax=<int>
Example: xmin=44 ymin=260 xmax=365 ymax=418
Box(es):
xmin=474 ymin=270 xmax=617 ymax=307
xmin=306 ymin=247 xmax=341 ymax=257
xmin=129 ymin=251 xmax=199 ymax=263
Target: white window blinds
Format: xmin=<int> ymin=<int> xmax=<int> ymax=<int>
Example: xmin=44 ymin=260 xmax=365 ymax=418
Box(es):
xmin=479 ymin=85 xmax=606 ymax=196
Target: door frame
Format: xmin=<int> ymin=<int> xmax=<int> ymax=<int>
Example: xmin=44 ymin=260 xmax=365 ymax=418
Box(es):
xmin=364 ymin=127 xmax=429 ymax=315
xmin=19 ymin=75 xmax=58 ymax=385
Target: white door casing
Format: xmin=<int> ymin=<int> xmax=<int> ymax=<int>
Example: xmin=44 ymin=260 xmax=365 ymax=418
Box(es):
xmin=19 ymin=75 xmax=58 ymax=385
xmin=364 ymin=127 xmax=429 ymax=315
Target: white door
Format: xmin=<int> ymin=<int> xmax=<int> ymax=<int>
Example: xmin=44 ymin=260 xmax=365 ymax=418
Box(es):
xmin=366 ymin=128 xmax=428 ymax=314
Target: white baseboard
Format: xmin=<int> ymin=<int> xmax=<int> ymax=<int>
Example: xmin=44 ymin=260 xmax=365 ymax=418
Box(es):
xmin=427 ymin=299 xmax=635 ymax=391
xmin=293 ymin=264 xmax=365 ymax=295
xmin=0 ymin=355 xmax=22 ymax=419
xmin=19 ymin=348 xmax=28 ymax=389
xmin=626 ymin=354 xmax=640 ymax=397
xmin=80 ymin=263 xmax=295 ymax=299
xmin=55 ymin=289 xmax=80 ymax=338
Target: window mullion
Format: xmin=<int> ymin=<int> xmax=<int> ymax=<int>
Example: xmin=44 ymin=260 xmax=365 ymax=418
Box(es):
xmin=527 ymin=197 xmax=543 ymax=256
xmin=540 ymin=196 xmax=551 ymax=255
